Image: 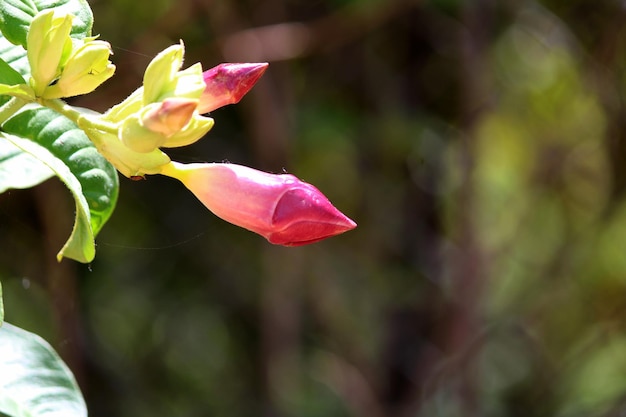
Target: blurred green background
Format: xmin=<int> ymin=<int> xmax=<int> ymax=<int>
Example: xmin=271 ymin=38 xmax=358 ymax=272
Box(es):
xmin=5 ymin=0 xmax=626 ymax=416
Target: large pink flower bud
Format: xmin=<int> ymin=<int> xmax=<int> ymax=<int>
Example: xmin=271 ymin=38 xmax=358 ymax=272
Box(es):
xmin=198 ymin=63 xmax=268 ymax=113
xmin=161 ymin=162 xmax=356 ymax=245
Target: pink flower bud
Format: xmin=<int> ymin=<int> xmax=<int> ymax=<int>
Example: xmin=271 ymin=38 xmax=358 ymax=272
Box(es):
xmin=142 ymin=97 xmax=198 ymax=136
xmin=198 ymin=63 xmax=268 ymax=113
xmin=162 ymin=162 xmax=356 ymax=245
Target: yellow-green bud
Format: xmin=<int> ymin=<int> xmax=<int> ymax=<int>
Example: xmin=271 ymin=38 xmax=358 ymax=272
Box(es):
xmin=83 ymin=127 xmax=171 ymax=178
xmin=81 ymin=42 xmax=216 ymax=176
xmin=119 ymin=110 xmax=168 ymax=153
xmin=142 ymin=42 xmax=205 ymax=104
xmin=161 ymin=114 xmax=214 ymax=148
xmin=42 ymin=39 xmax=115 ymax=99
xmin=27 ymin=10 xmax=73 ymax=96
xmin=103 ymin=87 xmax=144 ymax=122
xmin=119 ymin=98 xmax=213 ymax=152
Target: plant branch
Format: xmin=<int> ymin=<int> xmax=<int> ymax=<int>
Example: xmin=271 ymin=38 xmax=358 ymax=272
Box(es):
xmin=42 ymin=98 xmax=118 ymax=135
xmin=0 ymin=98 xmax=27 ymax=125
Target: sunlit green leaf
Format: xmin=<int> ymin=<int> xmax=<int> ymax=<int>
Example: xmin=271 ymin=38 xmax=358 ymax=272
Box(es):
xmin=0 ymin=322 xmax=87 ymax=417
xmin=0 ymin=27 xmax=30 ymax=107
xmin=0 ymin=57 xmax=24 ymax=85
xmin=0 ymin=31 xmax=29 ymax=81
xmin=0 ymin=136 xmax=54 ymax=193
xmin=2 ymin=106 xmax=119 ymax=262
xmin=1 ymin=131 xmax=94 ymax=262
xmin=0 ymin=0 xmax=93 ymax=48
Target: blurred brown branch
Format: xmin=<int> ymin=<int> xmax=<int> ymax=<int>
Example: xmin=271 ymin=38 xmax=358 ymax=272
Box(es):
xmin=215 ymin=0 xmax=419 ymax=61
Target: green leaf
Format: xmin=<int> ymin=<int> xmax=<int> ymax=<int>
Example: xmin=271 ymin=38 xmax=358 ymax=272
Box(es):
xmin=2 ymin=106 xmax=119 ymax=262
xmin=0 ymin=28 xmax=30 ymax=107
xmin=0 ymin=57 xmax=33 ymax=100
xmin=0 ymin=136 xmax=54 ymax=192
xmin=1 ymin=132 xmax=94 ymax=262
xmin=0 ymin=30 xmax=30 ymax=81
xmin=0 ymin=322 xmax=87 ymax=417
xmin=0 ymin=0 xmax=93 ymax=48
xmin=0 ymin=57 xmax=25 ymax=85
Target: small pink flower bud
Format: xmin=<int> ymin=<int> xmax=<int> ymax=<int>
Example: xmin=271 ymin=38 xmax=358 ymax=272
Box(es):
xmin=198 ymin=63 xmax=269 ymax=113
xmin=142 ymin=97 xmax=198 ymax=136
xmin=161 ymin=162 xmax=356 ymax=245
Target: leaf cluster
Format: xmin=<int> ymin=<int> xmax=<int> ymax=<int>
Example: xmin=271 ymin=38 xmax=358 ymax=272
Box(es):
xmin=0 ymin=1 xmax=113 ymax=416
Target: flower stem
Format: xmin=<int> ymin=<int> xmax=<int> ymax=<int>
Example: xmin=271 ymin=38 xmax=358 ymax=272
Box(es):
xmin=0 ymin=97 xmax=27 ymax=125
xmin=41 ymin=98 xmax=119 ymax=134
xmin=158 ymin=161 xmax=185 ymax=178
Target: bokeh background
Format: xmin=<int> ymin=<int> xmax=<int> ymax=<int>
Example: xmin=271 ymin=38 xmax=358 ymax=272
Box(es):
xmin=5 ymin=0 xmax=626 ymax=416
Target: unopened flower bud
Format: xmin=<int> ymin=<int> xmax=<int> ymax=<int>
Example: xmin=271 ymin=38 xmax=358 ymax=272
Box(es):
xmin=142 ymin=97 xmax=198 ymax=136
xmin=42 ymin=39 xmax=115 ymax=99
xmin=198 ymin=63 xmax=268 ymax=113
xmin=27 ymin=10 xmax=73 ymax=96
xmin=119 ymin=112 xmax=167 ymax=153
xmin=83 ymin=128 xmax=171 ymax=178
xmin=143 ymin=42 xmax=205 ymax=104
xmin=160 ymin=115 xmax=214 ymax=148
xmin=161 ymin=162 xmax=357 ymax=246
xmin=119 ymin=99 xmax=214 ymax=153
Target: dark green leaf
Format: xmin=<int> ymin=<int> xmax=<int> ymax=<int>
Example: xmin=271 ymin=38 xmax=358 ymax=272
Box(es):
xmin=0 ymin=322 xmax=87 ymax=417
